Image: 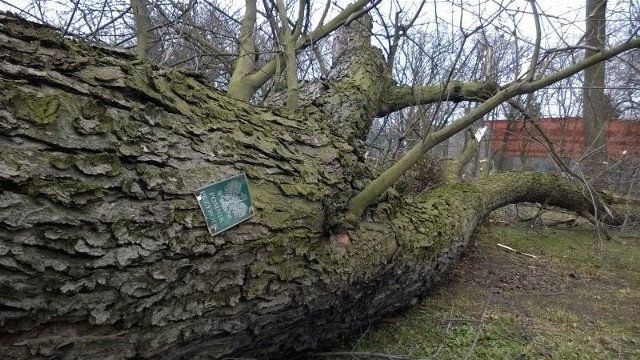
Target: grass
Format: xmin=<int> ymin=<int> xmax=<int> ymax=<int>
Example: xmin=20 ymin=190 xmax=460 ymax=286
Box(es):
xmin=323 ymin=207 xmax=640 ymax=359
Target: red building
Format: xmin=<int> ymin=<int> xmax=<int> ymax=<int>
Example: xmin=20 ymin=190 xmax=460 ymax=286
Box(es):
xmin=489 ymin=118 xmax=640 ymax=161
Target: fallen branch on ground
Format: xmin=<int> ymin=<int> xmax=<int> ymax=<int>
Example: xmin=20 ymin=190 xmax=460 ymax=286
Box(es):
xmin=496 ymin=244 xmax=538 ymax=258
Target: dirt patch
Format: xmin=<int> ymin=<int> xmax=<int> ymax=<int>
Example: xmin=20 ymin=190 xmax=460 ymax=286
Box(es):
xmin=434 ymin=223 xmax=640 ymax=357
xmin=336 ymin=222 xmax=640 ymax=359
xmin=440 ymin=223 xmax=639 ymax=319
xmin=446 ymin=240 xmax=582 ymax=294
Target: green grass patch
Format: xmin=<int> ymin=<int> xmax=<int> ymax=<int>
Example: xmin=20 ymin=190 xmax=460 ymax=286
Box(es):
xmin=327 ymin=216 xmax=640 ymax=359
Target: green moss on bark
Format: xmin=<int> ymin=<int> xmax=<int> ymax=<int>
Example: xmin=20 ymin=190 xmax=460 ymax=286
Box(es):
xmin=27 ymin=178 xmax=106 ymax=205
xmin=11 ymin=94 xmax=60 ymax=124
xmin=75 ymin=154 xmax=124 ymax=176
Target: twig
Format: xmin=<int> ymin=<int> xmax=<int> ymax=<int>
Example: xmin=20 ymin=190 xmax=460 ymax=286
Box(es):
xmin=308 ymin=351 xmax=411 ymax=359
xmin=438 ymin=318 xmax=481 ymax=324
xmin=496 ymin=243 xmax=538 ymax=258
xmin=63 ymin=0 xmax=80 ymax=36
xmin=350 ymin=323 xmax=373 ymax=352
xmin=576 ymin=210 xmax=612 ymax=240
xmin=427 ymin=303 xmax=456 ymax=359
xmin=515 ymin=203 xmax=545 ymax=223
xmin=463 ymin=292 xmax=492 ymax=360
xmin=506 ymin=100 xmax=615 ymax=249
xmin=544 ymin=218 xmax=577 ymax=227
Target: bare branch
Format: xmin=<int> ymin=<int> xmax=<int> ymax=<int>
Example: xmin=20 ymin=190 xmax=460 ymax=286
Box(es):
xmin=130 ymin=0 xmax=149 ymax=60
xmin=346 ymin=36 xmax=640 ymax=221
xmin=378 ymin=81 xmax=499 ymax=117
xmin=526 ymin=0 xmax=541 ymax=81
xmin=232 ymin=0 xmax=373 ymax=102
xmin=62 ymin=0 xmax=80 ymax=36
xmin=228 ymin=0 xmax=259 ymax=100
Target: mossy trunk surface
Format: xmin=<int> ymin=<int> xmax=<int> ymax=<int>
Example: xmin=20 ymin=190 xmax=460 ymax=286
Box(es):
xmin=0 ymin=14 xmax=606 ymax=359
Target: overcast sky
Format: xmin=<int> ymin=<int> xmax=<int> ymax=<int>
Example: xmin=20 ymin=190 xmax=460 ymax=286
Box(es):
xmin=1 ymin=0 xmax=585 ymax=44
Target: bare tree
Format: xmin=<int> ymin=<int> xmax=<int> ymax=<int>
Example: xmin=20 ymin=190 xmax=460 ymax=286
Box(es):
xmin=583 ymin=0 xmax=614 ymax=156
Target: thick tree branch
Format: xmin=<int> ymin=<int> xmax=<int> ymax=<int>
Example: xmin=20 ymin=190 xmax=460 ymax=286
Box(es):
xmin=377 ymin=80 xmax=499 ymax=117
xmin=443 ymin=130 xmax=478 ymax=183
xmin=346 ymin=36 xmax=640 ymax=221
xmin=130 ymin=0 xmax=149 ymax=60
xmin=0 ymin=16 xmax=634 ymax=359
xmin=274 ymin=0 xmax=303 ymax=109
xmin=507 ymin=99 xmax=614 ymax=238
xmin=234 ymin=0 xmax=373 ymax=101
xmin=228 ymin=0 xmax=259 ymax=100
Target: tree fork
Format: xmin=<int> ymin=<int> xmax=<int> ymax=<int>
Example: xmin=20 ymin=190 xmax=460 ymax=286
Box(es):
xmin=347 ymin=36 xmax=640 ymax=220
xmin=0 ymin=13 xmax=627 ymax=359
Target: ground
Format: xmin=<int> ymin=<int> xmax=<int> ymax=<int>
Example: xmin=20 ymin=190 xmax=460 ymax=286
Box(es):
xmin=316 ymin=206 xmax=640 ymax=359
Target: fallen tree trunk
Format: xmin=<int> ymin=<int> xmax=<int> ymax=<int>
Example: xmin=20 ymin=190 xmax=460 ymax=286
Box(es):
xmin=0 ymin=14 xmax=620 ymax=359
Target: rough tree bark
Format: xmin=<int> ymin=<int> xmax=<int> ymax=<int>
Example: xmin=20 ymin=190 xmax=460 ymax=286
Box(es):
xmin=583 ymin=0 xmax=614 ymax=155
xmin=0 ymin=14 xmax=624 ymax=359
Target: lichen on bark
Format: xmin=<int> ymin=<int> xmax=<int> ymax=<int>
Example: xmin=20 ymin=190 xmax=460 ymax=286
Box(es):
xmin=0 ymin=13 xmax=626 ymax=360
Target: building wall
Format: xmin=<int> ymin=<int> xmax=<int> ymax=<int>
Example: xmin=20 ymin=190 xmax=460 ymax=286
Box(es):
xmin=488 ymin=118 xmax=640 ymax=163
xmin=483 ymin=118 xmax=640 ymax=195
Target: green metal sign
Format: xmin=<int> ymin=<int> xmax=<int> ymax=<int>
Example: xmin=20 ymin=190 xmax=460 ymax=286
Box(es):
xmin=194 ymin=173 xmax=255 ymax=236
